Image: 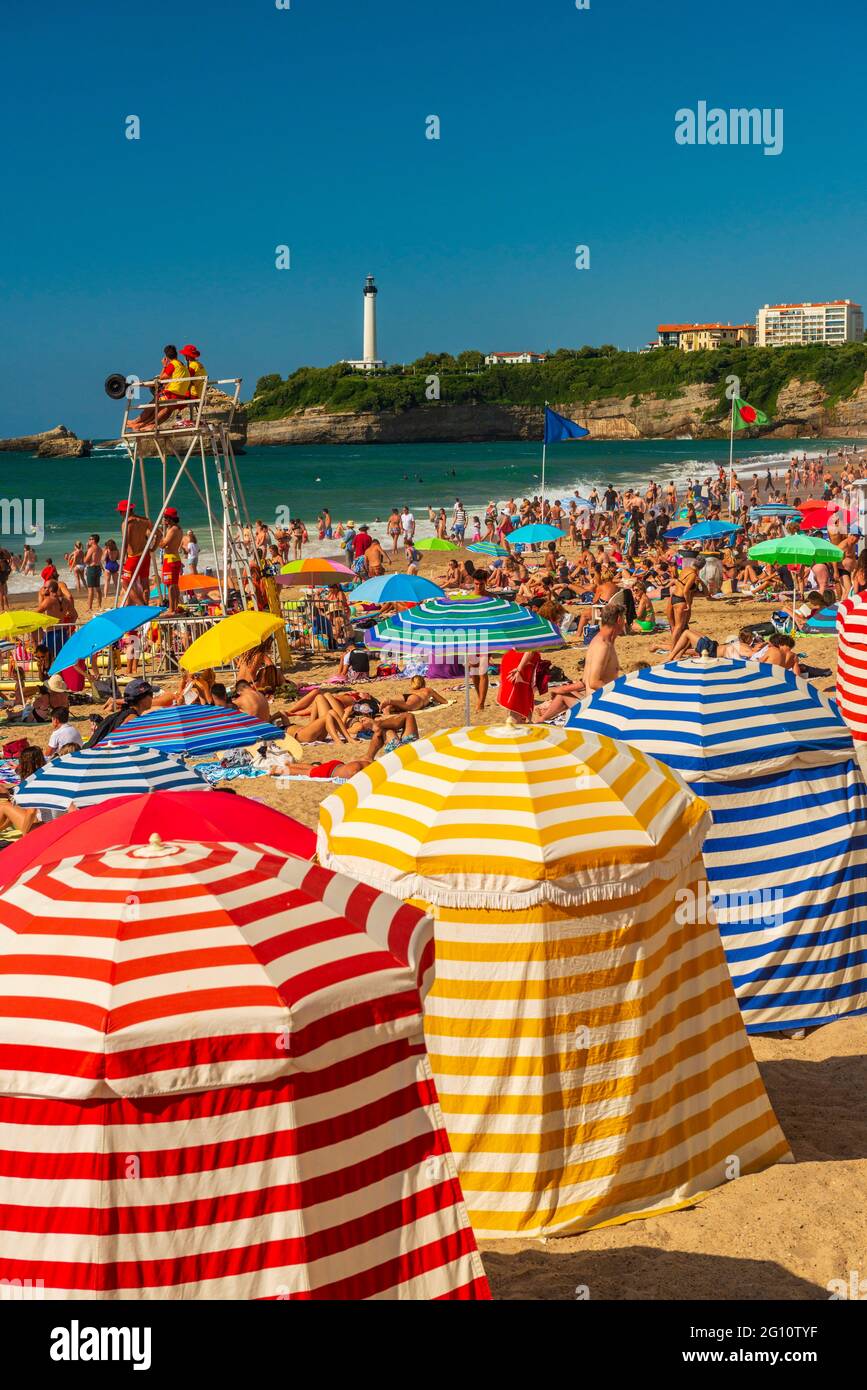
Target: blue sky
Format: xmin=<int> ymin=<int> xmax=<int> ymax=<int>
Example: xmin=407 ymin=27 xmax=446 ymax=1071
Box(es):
xmin=1 ymin=0 xmax=864 ymax=435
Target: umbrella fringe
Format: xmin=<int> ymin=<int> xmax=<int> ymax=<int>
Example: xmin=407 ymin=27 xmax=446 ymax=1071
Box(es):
xmin=316 ymin=838 xmax=708 ymax=911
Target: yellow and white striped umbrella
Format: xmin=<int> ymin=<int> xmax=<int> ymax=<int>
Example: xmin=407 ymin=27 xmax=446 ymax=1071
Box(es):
xmin=319 ymin=724 xmax=793 ymax=1239
xmin=319 ymin=724 xmax=711 ymax=909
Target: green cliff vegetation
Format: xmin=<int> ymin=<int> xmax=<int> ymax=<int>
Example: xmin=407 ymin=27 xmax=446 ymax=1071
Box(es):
xmin=248 ymin=343 xmax=867 ymax=421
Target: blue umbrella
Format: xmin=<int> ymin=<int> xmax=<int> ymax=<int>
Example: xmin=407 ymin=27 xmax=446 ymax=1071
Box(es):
xmin=663 ymin=526 xmax=687 ymax=541
xmin=48 ymin=606 xmax=164 ymax=677
xmin=573 ymin=497 xmax=594 ymax=510
xmin=349 ymin=573 xmax=444 ymax=604
xmin=103 ymin=704 xmax=284 ymax=755
xmin=507 ymin=524 xmax=566 ymax=545
xmin=679 ymin=521 xmax=742 ymax=542
xmin=14 ymin=743 xmax=208 ymax=812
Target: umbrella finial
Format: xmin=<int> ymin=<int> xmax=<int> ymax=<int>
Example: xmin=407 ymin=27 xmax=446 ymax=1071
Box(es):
xmin=149 ymin=832 xmax=163 ymax=846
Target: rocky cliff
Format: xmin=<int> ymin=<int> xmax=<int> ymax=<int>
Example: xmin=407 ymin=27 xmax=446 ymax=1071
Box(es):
xmin=0 ymin=425 xmax=91 ymax=457
xmin=246 ymin=375 xmax=867 ymax=446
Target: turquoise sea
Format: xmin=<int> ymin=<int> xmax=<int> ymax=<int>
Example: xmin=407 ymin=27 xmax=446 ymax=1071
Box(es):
xmin=0 ymin=435 xmax=862 ymax=590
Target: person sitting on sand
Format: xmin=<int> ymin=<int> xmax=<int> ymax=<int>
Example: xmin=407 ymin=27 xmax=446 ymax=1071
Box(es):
xmin=233 ymin=678 xmax=272 ymax=723
xmin=380 ymin=675 xmax=449 ymax=715
xmin=0 ymin=746 xmax=48 ymax=835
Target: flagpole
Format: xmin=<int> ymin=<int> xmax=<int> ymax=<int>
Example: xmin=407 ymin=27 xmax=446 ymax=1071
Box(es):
xmin=728 ymin=394 xmax=736 ymax=520
xmin=541 ymin=399 xmax=548 ymax=508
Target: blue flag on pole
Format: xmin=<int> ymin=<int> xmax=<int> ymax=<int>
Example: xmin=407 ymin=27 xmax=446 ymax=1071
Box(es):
xmin=544 ymin=406 xmax=590 ymax=444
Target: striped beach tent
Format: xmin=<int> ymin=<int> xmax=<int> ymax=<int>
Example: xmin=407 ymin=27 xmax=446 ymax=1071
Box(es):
xmin=568 ymin=659 xmax=867 ymax=1034
xmin=104 ymin=703 xmax=283 ymax=755
xmin=0 ymin=838 xmax=489 ymax=1299
xmin=318 ymin=724 xmax=791 ymax=1238
xmin=836 ymin=591 xmax=867 ymax=743
xmin=14 ymin=743 xmax=208 ymax=812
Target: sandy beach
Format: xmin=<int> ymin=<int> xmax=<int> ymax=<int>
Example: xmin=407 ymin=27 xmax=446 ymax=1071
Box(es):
xmin=14 ymin=575 xmax=862 ymax=1303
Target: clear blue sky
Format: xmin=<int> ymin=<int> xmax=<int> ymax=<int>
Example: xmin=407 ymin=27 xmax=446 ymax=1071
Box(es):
xmin=1 ymin=0 xmax=863 ymax=436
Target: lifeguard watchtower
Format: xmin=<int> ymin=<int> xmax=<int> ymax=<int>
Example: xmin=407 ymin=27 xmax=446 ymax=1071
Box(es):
xmin=110 ymin=369 xmax=258 ymax=611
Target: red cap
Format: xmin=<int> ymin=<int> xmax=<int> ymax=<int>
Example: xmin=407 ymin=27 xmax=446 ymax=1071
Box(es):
xmin=164 ymin=506 xmax=179 ymax=520
xmin=180 ymin=344 xmax=200 ymax=359
xmin=117 ymin=500 xmax=132 ymax=513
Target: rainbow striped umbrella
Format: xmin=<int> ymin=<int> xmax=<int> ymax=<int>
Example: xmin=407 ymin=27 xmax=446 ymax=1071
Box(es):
xmin=318 ymin=723 xmax=791 ymax=1237
xmin=280 ymin=557 xmax=354 ymax=577
xmin=105 ymin=703 xmax=283 ymax=755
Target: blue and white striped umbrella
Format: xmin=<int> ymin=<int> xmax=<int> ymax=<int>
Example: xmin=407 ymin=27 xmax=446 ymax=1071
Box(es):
xmin=14 ymin=744 xmax=209 ymax=813
xmin=567 ymin=658 xmax=867 ymax=1034
xmin=103 ymin=704 xmax=284 ymax=755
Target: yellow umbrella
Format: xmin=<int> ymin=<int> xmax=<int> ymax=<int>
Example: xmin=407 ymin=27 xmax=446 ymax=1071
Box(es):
xmin=179 ymin=611 xmax=282 ymax=672
xmin=318 ymin=723 xmax=792 ymax=1238
xmin=0 ymin=610 xmax=58 ymax=638
xmin=0 ymin=612 xmax=59 ymax=704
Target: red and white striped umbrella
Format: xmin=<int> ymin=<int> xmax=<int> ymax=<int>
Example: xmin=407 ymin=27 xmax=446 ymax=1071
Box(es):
xmin=0 ymin=837 xmax=488 ymax=1300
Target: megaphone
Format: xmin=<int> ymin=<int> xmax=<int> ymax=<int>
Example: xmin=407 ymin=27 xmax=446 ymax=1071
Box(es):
xmin=104 ymin=373 xmax=129 ymax=400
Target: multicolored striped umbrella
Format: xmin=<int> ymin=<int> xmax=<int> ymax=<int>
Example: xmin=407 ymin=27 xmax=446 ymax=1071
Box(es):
xmin=105 ymin=704 xmax=283 ymax=755
xmin=280 ymin=557 xmax=355 ymax=576
xmin=568 ymin=658 xmax=867 ymax=1034
xmin=750 ymin=505 xmax=802 ymax=520
xmin=364 ymin=596 xmax=563 ymax=657
xmin=467 ymin=541 xmax=508 ymax=557
xmin=0 ymin=838 xmax=489 ymax=1298
xmin=318 ymin=723 xmax=791 ymax=1237
xmin=14 ymin=743 xmax=208 ymax=812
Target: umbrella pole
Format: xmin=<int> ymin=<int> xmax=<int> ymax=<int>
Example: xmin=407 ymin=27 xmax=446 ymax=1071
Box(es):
xmin=464 ymin=664 xmax=471 ymax=726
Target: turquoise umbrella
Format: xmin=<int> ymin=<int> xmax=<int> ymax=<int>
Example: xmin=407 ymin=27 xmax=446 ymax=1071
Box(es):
xmin=507 ymin=524 xmax=566 ymax=545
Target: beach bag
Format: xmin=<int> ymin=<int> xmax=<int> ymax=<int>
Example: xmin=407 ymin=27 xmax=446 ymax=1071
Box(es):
xmin=583 ymin=624 xmax=599 ymax=646
xmin=2 ymin=739 xmax=27 ymax=759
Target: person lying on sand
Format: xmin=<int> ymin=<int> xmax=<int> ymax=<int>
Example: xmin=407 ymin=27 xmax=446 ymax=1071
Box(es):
xmin=380 ymin=675 xmax=449 ymax=714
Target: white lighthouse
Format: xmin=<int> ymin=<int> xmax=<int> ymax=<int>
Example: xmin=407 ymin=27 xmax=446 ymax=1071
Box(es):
xmin=345 ymin=274 xmax=385 ymax=371
xmin=363 ymin=274 xmax=378 ymax=364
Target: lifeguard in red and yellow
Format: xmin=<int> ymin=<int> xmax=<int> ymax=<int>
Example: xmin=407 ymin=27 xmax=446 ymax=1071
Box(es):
xmin=180 ymin=344 xmax=207 ymax=399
